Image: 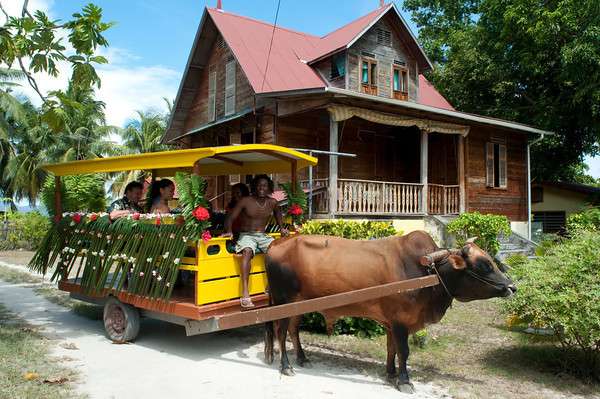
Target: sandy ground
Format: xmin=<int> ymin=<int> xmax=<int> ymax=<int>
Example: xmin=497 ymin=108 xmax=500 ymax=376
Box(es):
xmin=0 ymin=259 xmax=450 ymax=399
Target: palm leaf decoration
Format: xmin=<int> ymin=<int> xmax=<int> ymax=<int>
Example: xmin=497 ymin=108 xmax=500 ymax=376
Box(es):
xmin=174 ymin=171 xmax=211 ymax=240
xmin=280 ymin=182 xmax=307 ymax=225
xmin=29 ymin=214 xmax=189 ymax=300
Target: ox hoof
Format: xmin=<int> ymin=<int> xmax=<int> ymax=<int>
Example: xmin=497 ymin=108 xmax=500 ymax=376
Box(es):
xmin=297 ymin=358 xmax=312 ymax=368
xmin=264 ymin=349 xmax=274 ymax=365
xmin=396 ymin=382 xmax=415 ymax=394
xmin=280 ymin=366 xmax=295 ymax=376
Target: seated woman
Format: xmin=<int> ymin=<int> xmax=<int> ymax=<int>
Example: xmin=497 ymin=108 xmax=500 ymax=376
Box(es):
xmin=226 ymin=183 xmax=250 ymax=234
xmin=148 ymin=179 xmax=175 ymax=214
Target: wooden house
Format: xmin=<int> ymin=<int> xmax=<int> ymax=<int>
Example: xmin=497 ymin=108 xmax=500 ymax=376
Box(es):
xmin=162 ymin=2 xmax=552 ymax=239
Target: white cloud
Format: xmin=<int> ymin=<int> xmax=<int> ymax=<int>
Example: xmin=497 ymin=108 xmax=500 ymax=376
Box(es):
xmin=585 ymin=156 xmax=600 ymax=179
xmin=96 ymin=63 xmax=179 ymax=127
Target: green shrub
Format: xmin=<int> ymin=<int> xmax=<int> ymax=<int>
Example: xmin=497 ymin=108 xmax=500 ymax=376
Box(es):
xmin=534 ymin=233 xmax=562 ymax=256
xmin=300 ymin=219 xmax=399 ymax=239
xmin=40 ymin=174 xmax=106 ymax=217
xmin=503 ymin=230 xmax=600 ymax=378
xmin=1 ymin=211 xmax=50 ymax=251
xmin=299 ymin=219 xmax=398 ymax=338
xmin=411 ymin=329 xmax=428 ymax=348
xmin=566 ymin=207 xmax=600 ymax=233
xmin=446 ymin=211 xmax=511 ymax=256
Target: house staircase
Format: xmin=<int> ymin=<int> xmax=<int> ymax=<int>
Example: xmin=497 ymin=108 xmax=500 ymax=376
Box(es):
xmin=427 ymin=215 xmax=537 ymax=261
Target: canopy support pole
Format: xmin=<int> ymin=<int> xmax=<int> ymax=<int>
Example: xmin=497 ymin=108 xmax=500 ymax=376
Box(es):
xmin=54 ymin=176 xmax=62 ymax=223
xmin=329 ymin=117 xmax=338 ymax=218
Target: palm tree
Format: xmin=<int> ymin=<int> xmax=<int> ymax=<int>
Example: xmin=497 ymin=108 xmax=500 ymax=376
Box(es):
xmin=2 ymin=103 xmax=55 ymax=204
xmin=0 ymin=68 xmax=28 ymax=196
xmin=110 ymin=110 xmax=170 ymax=195
xmin=47 ymin=83 xmax=120 ymax=162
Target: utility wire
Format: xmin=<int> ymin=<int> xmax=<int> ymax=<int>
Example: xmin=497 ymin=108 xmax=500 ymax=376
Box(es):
xmin=260 ymin=0 xmax=281 ymax=92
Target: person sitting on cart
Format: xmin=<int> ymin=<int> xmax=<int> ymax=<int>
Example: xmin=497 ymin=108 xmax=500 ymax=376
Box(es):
xmin=226 ymin=182 xmax=250 ymax=235
xmin=108 ymin=181 xmax=144 ymax=220
xmin=148 ymin=179 xmax=175 ymax=214
xmin=222 ymin=175 xmax=289 ymax=310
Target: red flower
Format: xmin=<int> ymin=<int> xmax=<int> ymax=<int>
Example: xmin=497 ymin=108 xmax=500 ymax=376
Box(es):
xmin=155 ymin=216 xmax=161 ymax=226
xmin=201 ymin=230 xmax=212 ymax=242
xmin=89 ymin=213 xmax=98 ymax=222
xmin=287 ymin=204 xmax=303 ymax=216
xmin=72 ymin=213 xmax=82 ymax=223
xmin=192 ymin=206 xmax=210 ymax=221
xmin=132 ymin=212 xmax=140 ymax=220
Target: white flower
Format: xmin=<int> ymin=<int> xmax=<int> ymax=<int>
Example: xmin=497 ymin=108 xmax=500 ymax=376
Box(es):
xmin=92 ymin=267 xmax=96 ymax=270
xmin=92 ymin=251 xmax=98 ymax=256
xmin=106 ymin=235 xmax=111 ymax=240
xmin=99 ymin=250 xmax=105 ymax=258
xmin=97 ymin=233 xmax=102 ymax=238
xmin=152 ymin=270 xmax=157 ymax=276
xmin=166 ymin=282 xmax=170 ymax=287
xmin=169 ymin=233 xmax=175 ymax=239
xmin=70 ymin=248 xmax=76 ymax=254
xmin=129 ymin=267 xmax=134 ymax=273
xmin=182 ymin=236 xmax=188 ymax=243
xmin=162 ymin=252 xmax=170 ymax=259
xmin=121 ymin=254 xmax=128 ymax=260
xmin=75 ymin=229 xmax=79 ymax=233
xmin=128 ymin=257 xmax=135 ymax=263
xmin=81 ymin=249 xmax=87 ymax=254
xmin=77 ymin=240 xmax=81 ymax=245
xmin=146 ymin=257 xmax=152 ymax=263
xmin=139 ymin=272 xmax=144 ymax=277
xmin=69 ymin=221 xmax=75 ymax=226
xmin=173 ymin=258 xmax=180 ymax=265
xmin=157 ymin=276 xmax=162 ymax=282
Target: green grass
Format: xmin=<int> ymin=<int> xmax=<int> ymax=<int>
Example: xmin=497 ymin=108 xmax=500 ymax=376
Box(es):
xmin=0 ymin=304 xmax=83 ymax=399
xmin=299 ymin=299 xmax=600 ymax=399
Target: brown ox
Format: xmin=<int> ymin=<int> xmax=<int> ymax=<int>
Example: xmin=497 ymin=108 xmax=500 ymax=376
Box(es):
xmin=264 ymin=230 xmax=516 ymax=393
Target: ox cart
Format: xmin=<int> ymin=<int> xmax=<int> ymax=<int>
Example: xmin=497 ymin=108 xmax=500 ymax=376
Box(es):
xmin=29 ymin=144 xmax=439 ymax=342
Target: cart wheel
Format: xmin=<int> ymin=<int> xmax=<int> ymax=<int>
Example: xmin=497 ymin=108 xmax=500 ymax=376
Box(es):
xmin=103 ymin=296 xmax=140 ymax=343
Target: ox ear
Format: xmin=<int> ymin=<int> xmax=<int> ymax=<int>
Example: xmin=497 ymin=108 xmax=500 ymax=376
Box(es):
xmin=447 ymin=254 xmax=467 ymax=270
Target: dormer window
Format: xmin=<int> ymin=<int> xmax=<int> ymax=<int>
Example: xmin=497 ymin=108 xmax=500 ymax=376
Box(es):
xmin=360 ymin=58 xmax=377 ymax=95
xmin=330 ymin=53 xmax=345 ymax=80
xmin=391 ymin=64 xmax=408 ymax=100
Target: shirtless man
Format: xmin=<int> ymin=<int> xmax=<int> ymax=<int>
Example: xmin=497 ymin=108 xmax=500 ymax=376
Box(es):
xmin=223 ymin=174 xmax=289 ymax=309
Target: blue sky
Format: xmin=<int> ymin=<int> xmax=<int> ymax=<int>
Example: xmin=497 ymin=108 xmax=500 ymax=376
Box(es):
xmin=4 ymin=0 xmax=599 ymax=178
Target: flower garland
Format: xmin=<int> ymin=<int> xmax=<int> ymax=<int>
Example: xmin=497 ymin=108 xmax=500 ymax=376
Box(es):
xmin=173 ymin=172 xmax=212 ymax=242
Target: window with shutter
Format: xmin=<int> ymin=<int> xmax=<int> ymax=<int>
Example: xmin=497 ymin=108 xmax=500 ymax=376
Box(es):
xmin=207 ymin=67 xmax=216 ymax=122
xmin=486 ymin=142 xmax=508 ymax=188
xmin=486 ymin=142 xmax=494 ymax=187
xmin=498 ymin=144 xmax=507 ymax=188
xmin=224 ymin=60 xmax=236 ymax=116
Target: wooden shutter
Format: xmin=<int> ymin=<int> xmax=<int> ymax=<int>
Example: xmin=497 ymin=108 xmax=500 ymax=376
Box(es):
xmin=498 ymin=144 xmax=507 ymax=188
xmin=208 ymin=67 xmax=216 ymax=122
xmin=486 ymin=142 xmax=494 ymax=187
xmin=224 ymin=60 xmax=236 ymax=115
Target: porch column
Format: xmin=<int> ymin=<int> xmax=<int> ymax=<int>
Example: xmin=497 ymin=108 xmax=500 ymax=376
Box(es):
xmin=420 ymin=130 xmax=428 ymax=214
xmin=458 ymin=135 xmax=466 ymax=213
xmin=329 ymin=116 xmax=338 ymax=218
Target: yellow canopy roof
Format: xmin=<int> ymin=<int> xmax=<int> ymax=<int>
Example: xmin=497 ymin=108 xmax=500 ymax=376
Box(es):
xmin=42 ymin=144 xmax=318 ymax=177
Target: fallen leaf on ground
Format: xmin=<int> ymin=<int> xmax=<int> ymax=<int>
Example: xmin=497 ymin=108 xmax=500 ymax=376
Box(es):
xmin=24 ymin=372 xmax=39 ymax=381
xmin=60 ymin=342 xmax=79 ymax=350
xmin=43 ymin=377 xmax=68 ymax=385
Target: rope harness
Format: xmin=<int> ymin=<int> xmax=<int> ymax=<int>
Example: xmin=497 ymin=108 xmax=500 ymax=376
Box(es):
xmin=421 ymin=245 xmax=506 ymax=303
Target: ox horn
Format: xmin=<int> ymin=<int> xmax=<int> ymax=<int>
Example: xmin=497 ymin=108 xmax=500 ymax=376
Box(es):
xmin=419 ymin=249 xmax=461 ymax=266
xmin=465 ymin=237 xmax=478 ymax=244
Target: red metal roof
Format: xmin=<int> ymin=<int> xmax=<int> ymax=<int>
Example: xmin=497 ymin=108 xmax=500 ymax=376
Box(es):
xmin=206 ymin=5 xmax=453 ymax=108
xmin=418 ymin=75 xmax=455 ymax=110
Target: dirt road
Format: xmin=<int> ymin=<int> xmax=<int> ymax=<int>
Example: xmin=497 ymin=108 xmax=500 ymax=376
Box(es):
xmin=0 ymin=261 xmax=450 ymax=399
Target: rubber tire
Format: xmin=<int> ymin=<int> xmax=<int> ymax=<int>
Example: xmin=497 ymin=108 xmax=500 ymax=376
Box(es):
xmin=103 ymin=296 xmax=140 ymax=343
